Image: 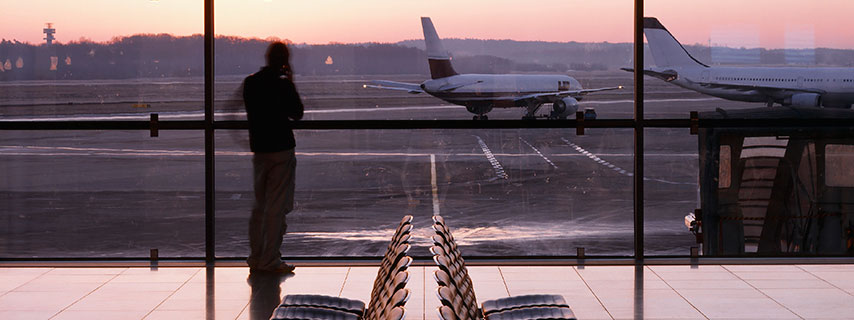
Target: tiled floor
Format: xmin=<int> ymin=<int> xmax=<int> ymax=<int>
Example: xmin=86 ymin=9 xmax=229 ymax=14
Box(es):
xmin=1 ymin=264 xmax=854 ymax=319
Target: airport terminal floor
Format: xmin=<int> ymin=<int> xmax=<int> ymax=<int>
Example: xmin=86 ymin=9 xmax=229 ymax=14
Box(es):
xmin=1 ymin=264 xmax=853 ymax=319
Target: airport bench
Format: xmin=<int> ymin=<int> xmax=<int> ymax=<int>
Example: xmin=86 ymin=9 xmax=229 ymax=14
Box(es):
xmin=270 ymin=216 xmax=414 ymax=320
xmin=430 ymin=215 xmax=576 ymax=320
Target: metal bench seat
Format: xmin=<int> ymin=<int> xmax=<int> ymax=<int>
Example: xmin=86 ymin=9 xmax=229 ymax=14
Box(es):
xmin=272 ymin=215 xmax=413 ymax=320
xmin=270 ymin=306 xmax=360 ymax=320
xmin=430 ymin=215 xmax=576 ymax=320
xmin=279 ymin=295 xmax=366 ymax=315
xmin=271 ymin=306 xmax=407 ymax=320
xmin=485 ymin=307 xmax=576 ymax=320
xmin=481 ymin=295 xmax=570 ymax=316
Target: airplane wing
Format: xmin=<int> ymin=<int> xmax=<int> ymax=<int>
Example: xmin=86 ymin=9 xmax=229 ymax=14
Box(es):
xmin=516 ymin=86 xmax=624 ymax=102
xmin=363 ymin=80 xmax=424 ymax=94
xmin=624 ymin=68 xmax=826 ymax=96
xmin=693 ymin=81 xmax=826 ymax=95
xmin=621 ymin=67 xmax=678 ymax=82
xmin=437 ymin=80 xmax=483 ymax=92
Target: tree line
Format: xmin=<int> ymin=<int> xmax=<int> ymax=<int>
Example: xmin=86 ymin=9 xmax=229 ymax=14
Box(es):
xmin=2 ymin=34 xmax=853 ymax=81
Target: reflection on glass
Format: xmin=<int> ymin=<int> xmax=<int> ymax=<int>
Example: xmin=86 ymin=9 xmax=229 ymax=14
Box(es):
xmin=214 ymin=1 xmax=632 ymax=120
xmin=646 ymin=1 xmax=854 ymax=256
xmin=644 ymin=1 xmax=854 ymax=118
xmin=0 ymin=1 xmax=202 ymax=120
xmin=217 ymin=129 xmax=634 ymax=257
xmin=825 ymin=144 xmax=854 ymax=187
xmin=719 ymin=145 xmax=731 ymax=188
xmin=0 ymin=131 xmax=204 ymax=258
xmin=699 ymin=125 xmax=854 ymax=256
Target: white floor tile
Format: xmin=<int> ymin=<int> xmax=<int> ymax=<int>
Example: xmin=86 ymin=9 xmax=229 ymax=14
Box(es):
xmin=762 ymin=288 xmax=854 ymax=319
xmin=677 ymin=289 xmax=800 ymax=319
xmin=1 ymin=265 xmax=853 ymax=319
xmin=53 ymin=310 xmax=150 ymax=320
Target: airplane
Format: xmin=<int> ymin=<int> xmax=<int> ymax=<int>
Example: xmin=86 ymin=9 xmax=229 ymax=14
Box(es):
xmin=364 ymin=17 xmax=622 ymax=120
xmin=628 ymin=17 xmax=854 ymax=109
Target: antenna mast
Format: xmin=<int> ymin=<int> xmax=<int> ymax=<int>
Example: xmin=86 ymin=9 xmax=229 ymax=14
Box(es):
xmin=43 ymin=23 xmax=56 ymax=45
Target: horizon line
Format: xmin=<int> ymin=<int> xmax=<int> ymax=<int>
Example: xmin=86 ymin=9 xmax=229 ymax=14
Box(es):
xmin=2 ymin=34 xmax=848 ymax=51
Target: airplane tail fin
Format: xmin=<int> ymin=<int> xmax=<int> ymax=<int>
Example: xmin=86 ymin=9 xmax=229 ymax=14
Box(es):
xmin=644 ymin=17 xmax=708 ymax=68
xmin=422 ymin=17 xmax=458 ymax=79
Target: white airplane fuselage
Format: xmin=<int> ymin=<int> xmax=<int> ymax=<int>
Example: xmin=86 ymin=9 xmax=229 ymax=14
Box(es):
xmin=365 ymin=17 xmax=621 ymax=119
xmin=643 ymin=17 xmax=854 ymax=109
xmin=660 ymin=65 xmax=854 ymax=108
xmin=421 ymin=74 xmax=582 ymax=112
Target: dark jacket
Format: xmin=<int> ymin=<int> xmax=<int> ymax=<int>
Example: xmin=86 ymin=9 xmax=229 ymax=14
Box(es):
xmin=243 ymin=66 xmax=304 ymax=153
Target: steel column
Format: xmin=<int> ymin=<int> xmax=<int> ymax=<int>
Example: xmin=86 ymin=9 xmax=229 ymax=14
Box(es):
xmin=633 ymin=0 xmax=645 ymax=260
xmin=204 ymin=0 xmax=216 ymax=264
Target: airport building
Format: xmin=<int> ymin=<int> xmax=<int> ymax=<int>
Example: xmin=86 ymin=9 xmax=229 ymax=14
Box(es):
xmin=1 ymin=1 xmax=853 ymax=319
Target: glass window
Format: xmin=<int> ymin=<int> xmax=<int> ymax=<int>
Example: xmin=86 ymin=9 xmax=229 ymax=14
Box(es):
xmin=0 ymin=1 xmax=203 ymax=121
xmin=216 ymin=128 xmax=634 ymax=257
xmin=644 ymin=128 xmax=700 ymax=255
xmin=0 ymin=131 xmax=204 ymax=258
xmin=644 ymin=0 xmax=854 ymax=119
xmin=645 ymin=0 xmax=854 ymax=256
xmin=825 ymin=144 xmax=854 ymax=187
xmin=214 ymin=0 xmax=632 ymax=121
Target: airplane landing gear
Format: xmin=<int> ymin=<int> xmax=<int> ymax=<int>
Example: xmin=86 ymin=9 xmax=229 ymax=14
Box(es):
xmin=473 ymin=114 xmax=488 ymax=120
xmin=523 ymin=104 xmax=543 ymax=120
xmin=547 ymin=112 xmax=567 ymax=120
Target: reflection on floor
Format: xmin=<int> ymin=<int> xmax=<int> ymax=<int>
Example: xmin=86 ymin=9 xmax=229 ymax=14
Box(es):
xmin=1 ymin=264 xmax=854 ymax=319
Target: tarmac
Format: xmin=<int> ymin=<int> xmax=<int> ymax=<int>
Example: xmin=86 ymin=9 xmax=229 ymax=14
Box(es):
xmin=0 ymin=71 xmax=761 ymax=258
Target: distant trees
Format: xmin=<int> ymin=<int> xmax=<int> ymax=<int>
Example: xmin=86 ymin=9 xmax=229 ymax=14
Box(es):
xmin=3 ymin=35 xmax=854 ymax=81
xmin=0 ymin=35 xmax=429 ymax=81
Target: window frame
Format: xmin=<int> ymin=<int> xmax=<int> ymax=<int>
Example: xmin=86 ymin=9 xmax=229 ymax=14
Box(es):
xmin=2 ymin=0 xmax=854 ymax=264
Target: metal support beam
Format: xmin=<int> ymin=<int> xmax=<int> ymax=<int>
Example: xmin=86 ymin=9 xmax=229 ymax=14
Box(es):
xmin=204 ymin=0 xmax=215 ymax=264
xmin=633 ymin=0 xmax=645 ymax=261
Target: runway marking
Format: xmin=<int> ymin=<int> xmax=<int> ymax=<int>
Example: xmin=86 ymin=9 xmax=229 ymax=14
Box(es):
xmin=474 ymin=135 xmax=508 ymax=180
xmin=519 ymin=137 xmax=558 ymax=169
xmin=430 ymin=154 xmax=440 ymax=216
xmin=560 ymin=137 xmax=694 ymax=185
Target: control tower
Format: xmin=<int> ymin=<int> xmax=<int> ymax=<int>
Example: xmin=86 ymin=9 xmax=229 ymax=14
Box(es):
xmin=43 ymin=23 xmax=56 ymax=45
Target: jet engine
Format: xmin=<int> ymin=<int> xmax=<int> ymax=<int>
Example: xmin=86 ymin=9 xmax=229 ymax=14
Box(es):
xmin=551 ymin=97 xmax=579 ymax=119
xmin=784 ymin=93 xmax=822 ymax=108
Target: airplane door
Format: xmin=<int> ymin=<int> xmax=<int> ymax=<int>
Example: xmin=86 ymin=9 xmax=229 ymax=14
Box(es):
xmin=701 ymin=70 xmax=710 ymax=82
xmin=798 ymin=76 xmax=804 ymax=88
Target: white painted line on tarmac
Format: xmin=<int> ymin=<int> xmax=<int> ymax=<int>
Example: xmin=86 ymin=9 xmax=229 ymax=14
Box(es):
xmin=431 ymin=154 xmax=440 ymax=216
xmin=560 ymin=137 xmax=694 ymax=185
xmin=474 ymin=135 xmax=508 ymax=180
xmin=519 ymin=137 xmax=558 ymax=169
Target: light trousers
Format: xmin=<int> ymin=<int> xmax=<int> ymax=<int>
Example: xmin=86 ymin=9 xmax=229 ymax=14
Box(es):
xmin=248 ymin=149 xmax=296 ymax=270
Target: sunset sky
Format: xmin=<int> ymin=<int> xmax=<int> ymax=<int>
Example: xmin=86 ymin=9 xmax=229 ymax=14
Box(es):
xmin=3 ymin=0 xmax=854 ymax=49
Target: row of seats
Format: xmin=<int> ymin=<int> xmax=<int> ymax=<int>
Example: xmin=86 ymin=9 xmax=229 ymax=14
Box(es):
xmin=270 ymin=216 xmax=414 ymax=320
xmin=431 ymin=215 xmax=577 ymax=320
xmin=270 ymin=215 xmax=576 ymax=320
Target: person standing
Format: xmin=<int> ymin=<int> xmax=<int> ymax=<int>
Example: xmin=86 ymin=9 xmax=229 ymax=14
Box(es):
xmin=243 ymin=42 xmax=304 ymax=273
